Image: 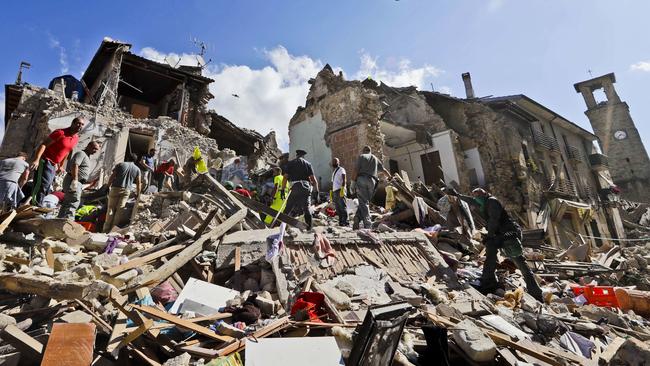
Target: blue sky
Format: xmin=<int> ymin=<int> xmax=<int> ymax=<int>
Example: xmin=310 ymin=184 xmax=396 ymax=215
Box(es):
xmin=1 ymin=0 xmax=649 ymax=150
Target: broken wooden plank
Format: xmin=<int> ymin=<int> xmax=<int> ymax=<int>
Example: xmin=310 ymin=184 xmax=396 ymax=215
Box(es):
xmin=41 ymin=323 xmax=96 ymax=366
xmin=46 ymin=247 xmax=55 ymax=268
xmin=234 ymin=246 xmax=241 ymax=272
xmin=599 ymin=336 xmax=625 ymax=365
xmin=74 ymin=299 xmax=113 ymax=333
xmin=126 ymin=206 xmax=246 ymax=290
xmin=4 ymin=255 xmax=30 ymax=266
xmin=109 ymin=316 xmax=153 ymax=358
xmin=103 ymin=244 xmax=185 ymax=277
xmin=193 ymin=209 xmax=218 ymax=239
xmin=0 ymin=273 xmax=109 ymax=300
xmin=0 ymin=209 xmax=17 ymax=234
xmin=234 ymin=193 xmax=308 ymax=230
xmin=106 ymin=308 xmax=128 ymax=354
xmin=131 ymin=305 xmax=233 ymax=343
xmin=216 ymin=317 xmax=290 ymax=357
xmin=0 ymin=324 xmax=44 ymax=362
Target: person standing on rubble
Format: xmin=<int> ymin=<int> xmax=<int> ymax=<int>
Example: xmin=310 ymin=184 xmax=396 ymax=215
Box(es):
xmin=138 ymin=148 xmax=156 ymax=192
xmin=447 ymin=187 xmax=544 ymax=302
xmin=330 ymin=158 xmax=349 ymax=226
xmin=30 ymin=116 xmax=85 ymax=206
xmin=58 ymin=141 xmax=100 ymax=219
xmin=351 ymin=146 xmax=391 ymax=230
xmin=281 ymin=149 xmax=319 ymax=230
xmin=0 ymin=152 xmax=30 ymax=209
xmin=264 ymin=167 xmax=286 ymax=225
xmin=103 ymin=153 xmax=141 ymax=233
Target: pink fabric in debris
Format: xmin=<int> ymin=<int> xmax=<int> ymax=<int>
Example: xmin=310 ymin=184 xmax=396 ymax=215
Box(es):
xmin=150 ymin=280 xmax=179 ymax=304
xmin=312 ymin=232 xmax=337 ymax=268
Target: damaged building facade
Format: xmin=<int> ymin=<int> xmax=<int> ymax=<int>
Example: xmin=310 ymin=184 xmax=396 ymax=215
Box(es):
xmin=289 ymin=66 xmax=626 ymax=249
xmin=2 ymin=38 xmax=280 ymax=185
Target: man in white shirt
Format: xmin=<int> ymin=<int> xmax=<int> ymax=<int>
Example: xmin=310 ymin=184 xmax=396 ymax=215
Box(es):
xmin=330 ymin=158 xmax=348 ymax=226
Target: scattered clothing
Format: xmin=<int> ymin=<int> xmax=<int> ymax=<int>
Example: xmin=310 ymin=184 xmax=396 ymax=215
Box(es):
xmin=312 ymin=231 xmax=336 ymax=268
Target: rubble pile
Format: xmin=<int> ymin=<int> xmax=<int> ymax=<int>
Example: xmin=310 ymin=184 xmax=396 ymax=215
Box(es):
xmin=0 ymin=170 xmax=649 ymax=365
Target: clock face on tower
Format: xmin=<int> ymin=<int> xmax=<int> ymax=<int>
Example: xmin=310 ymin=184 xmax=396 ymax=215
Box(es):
xmin=614 ymin=130 xmax=628 ymax=140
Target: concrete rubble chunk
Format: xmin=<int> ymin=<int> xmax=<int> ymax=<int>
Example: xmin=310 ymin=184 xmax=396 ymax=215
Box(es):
xmin=162 ymin=352 xmax=191 ymax=366
xmin=610 ymin=338 xmax=650 ymax=366
xmin=53 ymin=253 xmax=82 ymax=272
xmin=452 ymin=319 xmax=497 ymax=362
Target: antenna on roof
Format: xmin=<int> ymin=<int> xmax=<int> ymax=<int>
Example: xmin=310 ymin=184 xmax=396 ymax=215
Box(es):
xmin=190 ymin=37 xmax=213 ymax=69
xmin=16 ymin=61 xmax=31 ymax=85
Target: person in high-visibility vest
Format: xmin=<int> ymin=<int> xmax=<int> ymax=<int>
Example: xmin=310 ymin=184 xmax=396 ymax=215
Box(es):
xmin=265 ymin=167 xmax=287 ymax=225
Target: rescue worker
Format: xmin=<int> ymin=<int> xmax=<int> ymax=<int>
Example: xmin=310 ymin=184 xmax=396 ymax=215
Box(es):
xmin=281 ymin=149 xmax=319 ymax=230
xmin=138 ymin=148 xmax=156 ymax=192
xmin=58 ymin=141 xmax=101 ymax=219
xmin=350 ymin=146 xmax=390 ymax=229
xmin=330 ymin=158 xmax=348 ymax=226
xmin=264 ymin=167 xmax=286 ymax=225
xmin=30 ymin=116 xmax=85 ymax=206
xmin=103 ymin=153 xmax=141 ymax=233
xmin=447 ymin=187 xmax=544 ymax=302
xmin=0 ymin=152 xmax=30 ymax=209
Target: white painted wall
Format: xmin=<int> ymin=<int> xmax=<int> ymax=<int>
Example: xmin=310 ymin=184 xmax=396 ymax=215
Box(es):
xmin=384 ymin=130 xmax=460 ymax=186
xmin=288 ymin=111 xmax=333 ymax=189
xmin=463 ymin=147 xmax=485 ymax=186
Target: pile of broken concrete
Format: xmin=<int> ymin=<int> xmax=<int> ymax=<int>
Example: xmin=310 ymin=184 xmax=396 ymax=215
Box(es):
xmin=0 ymin=173 xmax=649 ymax=365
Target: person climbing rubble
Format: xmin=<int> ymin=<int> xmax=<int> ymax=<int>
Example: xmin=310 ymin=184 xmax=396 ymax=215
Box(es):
xmin=0 ymin=152 xmax=30 ymax=209
xmin=264 ymin=167 xmax=286 ymax=225
xmin=30 ymin=116 xmax=85 ymax=206
xmin=137 ymin=148 xmax=156 ymax=192
xmin=350 ymin=145 xmax=391 ymax=230
xmin=282 ymin=149 xmax=319 ymax=230
xmin=103 ymin=153 xmax=141 ymax=233
xmin=330 ymin=157 xmax=348 ymax=226
xmin=447 ymin=187 xmax=544 ymax=302
xmin=153 ymin=158 xmax=176 ymax=192
xmin=58 ymin=141 xmax=100 ymax=219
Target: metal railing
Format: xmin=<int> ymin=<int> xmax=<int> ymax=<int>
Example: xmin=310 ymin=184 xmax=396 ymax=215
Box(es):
xmin=545 ymin=177 xmax=578 ymax=197
xmin=565 ymin=145 xmax=584 ymax=163
xmin=532 ymin=129 xmax=560 ymax=152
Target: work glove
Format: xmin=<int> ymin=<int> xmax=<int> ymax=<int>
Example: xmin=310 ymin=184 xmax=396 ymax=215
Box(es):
xmin=280 ymin=189 xmax=285 ymax=200
xmin=70 ymin=180 xmax=80 ymax=191
xmin=329 ymin=190 xmax=333 ymax=202
xmin=339 ymin=188 xmax=346 ymax=198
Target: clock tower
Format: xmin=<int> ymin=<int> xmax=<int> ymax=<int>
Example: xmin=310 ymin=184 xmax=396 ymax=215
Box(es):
xmin=574 ymin=73 xmax=650 ymax=202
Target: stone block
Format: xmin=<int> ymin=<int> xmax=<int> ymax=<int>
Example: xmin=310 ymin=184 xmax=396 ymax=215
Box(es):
xmin=452 ymin=319 xmax=497 ymax=362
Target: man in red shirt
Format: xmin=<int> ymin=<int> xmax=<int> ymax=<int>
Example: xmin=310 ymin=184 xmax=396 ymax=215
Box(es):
xmin=30 ymin=117 xmax=85 ymax=206
xmin=154 ymin=159 xmax=176 ymax=191
xmin=234 ymin=184 xmax=252 ymax=198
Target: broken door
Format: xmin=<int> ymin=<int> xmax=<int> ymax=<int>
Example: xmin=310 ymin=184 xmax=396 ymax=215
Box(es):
xmin=420 ymin=151 xmax=444 ymax=186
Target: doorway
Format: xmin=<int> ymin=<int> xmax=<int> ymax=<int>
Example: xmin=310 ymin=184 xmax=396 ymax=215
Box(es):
xmin=420 ymin=151 xmax=443 ymax=186
xmin=126 ymin=130 xmax=155 ymax=161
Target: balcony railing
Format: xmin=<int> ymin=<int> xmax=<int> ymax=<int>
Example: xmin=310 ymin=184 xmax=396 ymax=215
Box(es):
xmin=588 ymin=153 xmax=608 ymax=171
xmin=532 ymin=129 xmax=560 ymax=152
xmin=544 ymin=177 xmax=578 ymax=197
xmin=565 ymin=145 xmax=584 ymax=163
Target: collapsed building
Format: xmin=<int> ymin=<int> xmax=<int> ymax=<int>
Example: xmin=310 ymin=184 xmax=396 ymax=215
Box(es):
xmin=289 ymin=66 xmax=627 ymax=249
xmin=2 ymin=37 xmax=281 ymax=183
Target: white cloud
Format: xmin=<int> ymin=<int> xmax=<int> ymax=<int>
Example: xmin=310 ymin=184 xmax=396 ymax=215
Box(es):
xmin=138 ymin=46 xmax=443 ymax=150
xmin=140 ymin=47 xmax=206 ymax=68
xmin=354 ymin=51 xmax=442 ymax=88
xmin=630 ymin=61 xmax=650 ymax=72
xmin=47 ymin=33 xmax=69 ymax=74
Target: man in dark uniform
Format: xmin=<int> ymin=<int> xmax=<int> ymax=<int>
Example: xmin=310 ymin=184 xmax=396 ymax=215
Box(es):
xmin=281 ymin=149 xmax=319 ymax=230
xmin=448 ymin=187 xmax=544 ymax=302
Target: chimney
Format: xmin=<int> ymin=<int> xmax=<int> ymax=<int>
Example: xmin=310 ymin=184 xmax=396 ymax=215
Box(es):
xmin=462 ymin=72 xmax=475 ymax=99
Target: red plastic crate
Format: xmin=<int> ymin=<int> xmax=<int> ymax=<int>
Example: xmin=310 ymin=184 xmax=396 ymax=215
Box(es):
xmin=571 ymin=285 xmax=620 ymax=308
